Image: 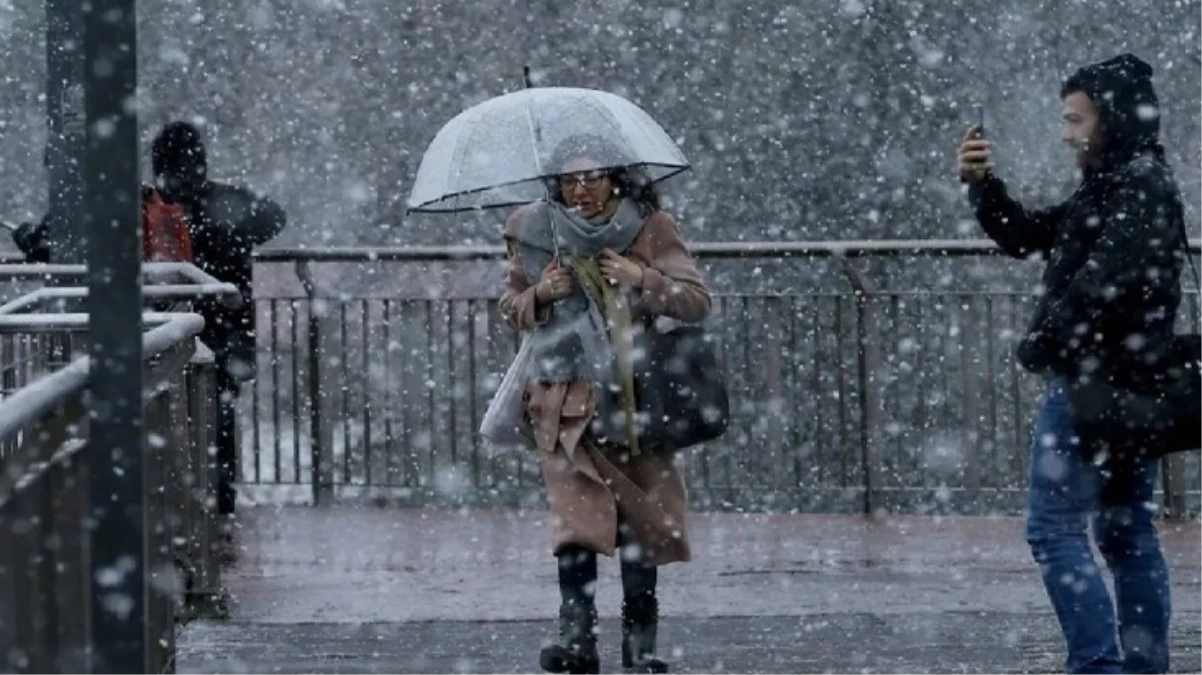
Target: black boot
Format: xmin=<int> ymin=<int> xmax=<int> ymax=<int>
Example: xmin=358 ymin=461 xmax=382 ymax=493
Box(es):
xmin=539 ymin=600 xmax=599 ymax=674
xmin=622 ymin=594 xmax=668 ymax=673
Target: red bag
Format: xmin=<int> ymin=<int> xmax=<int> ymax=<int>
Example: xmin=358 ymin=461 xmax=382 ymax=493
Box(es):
xmin=142 ymin=188 xmax=193 ymax=262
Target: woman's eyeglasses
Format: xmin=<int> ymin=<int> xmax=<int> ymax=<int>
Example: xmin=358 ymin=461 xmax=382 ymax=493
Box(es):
xmin=557 ymin=171 xmax=607 ymax=190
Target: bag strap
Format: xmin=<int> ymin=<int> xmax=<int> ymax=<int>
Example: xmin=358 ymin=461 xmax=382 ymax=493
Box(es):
xmin=1180 ymin=219 xmax=1199 ymax=293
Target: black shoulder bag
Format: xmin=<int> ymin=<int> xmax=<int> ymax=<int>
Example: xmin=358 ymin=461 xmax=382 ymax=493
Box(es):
xmin=631 ymin=323 xmax=730 ymax=450
xmin=1068 ymin=217 xmax=1200 ymax=460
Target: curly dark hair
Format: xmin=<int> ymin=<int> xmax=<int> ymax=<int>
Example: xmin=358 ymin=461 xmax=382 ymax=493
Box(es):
xmin=543 ymin=133 xmax=661 ymax=217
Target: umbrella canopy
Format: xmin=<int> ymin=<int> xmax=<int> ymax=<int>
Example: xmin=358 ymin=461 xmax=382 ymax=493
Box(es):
xmin=407 ymin=87 xmax=688 ymax=213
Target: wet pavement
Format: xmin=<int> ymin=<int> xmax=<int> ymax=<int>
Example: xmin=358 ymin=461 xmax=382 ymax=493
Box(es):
xmin=176 ymin=506 xmax=1201 ymax=673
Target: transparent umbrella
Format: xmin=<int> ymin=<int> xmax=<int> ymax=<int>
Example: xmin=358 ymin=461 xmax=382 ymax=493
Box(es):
xmin=406 ymin=87 xmax=689 ymax=213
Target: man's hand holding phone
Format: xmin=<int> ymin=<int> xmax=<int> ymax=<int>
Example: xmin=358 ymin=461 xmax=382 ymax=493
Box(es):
xmin=957 ymin=123 xmax=994 ymax=184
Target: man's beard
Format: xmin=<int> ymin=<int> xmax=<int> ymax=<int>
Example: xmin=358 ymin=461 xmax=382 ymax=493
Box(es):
xmin=1073 ymin=133 xmax=1106 ymax=169
xmin=1073 ymin=143 xmax=1101 ymax=169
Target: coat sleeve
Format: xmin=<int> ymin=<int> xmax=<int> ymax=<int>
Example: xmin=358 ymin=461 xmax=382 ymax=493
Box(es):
xmin=242 ymin=192 xmax=286 ymax=246
xmin=969 ymin=174 xmax=1066 ymax=259
xmin=635 ymin=212 xmax=712 ymax=323
xmin=1025 ymin=161 xmax=1183 ymax=356
xmin=231 ymin=187 xmax=286 ymax=246
xmin=498 ymin=209 xmax=548 ymax=332
xmin=205 ymin=184 xmax=286 ymax=247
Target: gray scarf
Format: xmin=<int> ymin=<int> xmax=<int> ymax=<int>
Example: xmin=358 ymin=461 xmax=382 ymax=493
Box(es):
xmin=513 ymin=199 xmax=644 ymax=443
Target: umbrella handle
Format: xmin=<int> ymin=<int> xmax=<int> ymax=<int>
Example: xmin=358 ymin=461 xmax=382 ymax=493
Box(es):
xmin=537 ymin=178 xmax=562 ymax=263
xmin=545 ymin=197 xmax=561 ymax=263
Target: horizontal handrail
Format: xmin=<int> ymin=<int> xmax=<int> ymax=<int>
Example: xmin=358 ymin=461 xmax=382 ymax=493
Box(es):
xmin=250 ymin=238 xmax=1202 ymax=262
xmin=0 ymin=358 xmax=89 ymax=445
xmin=136 ymin=313 xmax=207 ymax=360
xmin=0 ymin=311 xmax=206 ymax=332
xmin=0 ymin=239 xmax=1197 ymax=265
xmin=250 ymin=240 xmax=1010 ymax=262
xmin=0 ymin=261 xmax=230 ymax=284
xmin=0 ymin=313 xmax=205 ymax=439
xmin=0 ymin=282 xmax=240 ymax=314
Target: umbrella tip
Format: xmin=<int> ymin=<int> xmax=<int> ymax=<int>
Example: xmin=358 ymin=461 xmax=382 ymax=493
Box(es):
xmin=523 ymin=65 xmax=533 ymax=89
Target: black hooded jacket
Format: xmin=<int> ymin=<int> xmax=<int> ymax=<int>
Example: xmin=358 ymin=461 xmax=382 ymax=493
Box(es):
xmin=13 ymin=121 xmax=286 ymax=381
xmin=153 ymin=121 xmax=287 ymax=381
xmin=969 ymin=54 xmax=1187 ymax=384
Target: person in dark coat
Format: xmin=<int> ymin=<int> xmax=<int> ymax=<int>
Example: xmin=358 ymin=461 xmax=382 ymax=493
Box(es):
xmin=12 ymin=120 xmax=286 ymax=518
xmin=958 ymin=54 xmax=1184 ymax=674
xmin=151 ymin=121 xmax=286 ymax=516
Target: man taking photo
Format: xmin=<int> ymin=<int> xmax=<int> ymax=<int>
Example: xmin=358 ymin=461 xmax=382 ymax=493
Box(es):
xmin=958 ymin=54 xmax=1188 ymax=674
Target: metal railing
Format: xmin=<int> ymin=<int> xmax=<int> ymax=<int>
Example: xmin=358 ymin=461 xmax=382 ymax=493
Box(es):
xmin=0 ymin=261 xmax=240 ymax=315
xmin=241 ymin=241 xmax=1202 ymax=516
xmin=0 ymin=245 xmax=1193 ymax=517
xmin=0 ymin=262 xmax=237 ymax=674
xmin=0 ymin=312 xmax=218 ymax=673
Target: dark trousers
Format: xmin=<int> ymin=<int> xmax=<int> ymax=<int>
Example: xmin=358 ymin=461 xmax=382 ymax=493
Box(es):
xmin=216 ymin=368 xmax=241 ymax=515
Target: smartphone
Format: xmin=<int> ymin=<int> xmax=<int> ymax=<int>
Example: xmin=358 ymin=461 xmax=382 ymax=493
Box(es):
xmin=974 ymin=105 xmax=986 ymax=138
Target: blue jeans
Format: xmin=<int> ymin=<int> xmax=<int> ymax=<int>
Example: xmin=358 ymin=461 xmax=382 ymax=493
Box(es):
xmin=1026 ymin=378 xmax=1172 ymax=674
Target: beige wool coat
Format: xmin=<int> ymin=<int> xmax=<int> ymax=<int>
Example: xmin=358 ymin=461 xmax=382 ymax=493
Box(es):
xmin=499 ymin=204 xmax=712 ymax=565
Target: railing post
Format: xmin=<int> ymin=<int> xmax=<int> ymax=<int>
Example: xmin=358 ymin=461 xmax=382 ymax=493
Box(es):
xmin=141 ymin=381 xmax=177 ymax=674
xmin=184 ymin=343 xmax=225 ymax=615
xmin=81 ymin=0 xmax=147 ymax=667
xmin=297 ymin=261 xmax=333 ymax=505
xmin=841 ymin=258 xmax=883 ymax=515
xmin=764 ymin=297 xmax=784 ymax=490
xmin=1162 ymin=454 xmax=1189 ymax=519
xmin=51 ymin=401 xmax=91 ymax=674
xmin=959 ymin=297 xmax=982 ymax=494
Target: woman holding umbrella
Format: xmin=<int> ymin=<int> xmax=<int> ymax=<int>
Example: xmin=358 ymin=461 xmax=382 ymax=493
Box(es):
xmin=408 ymin=87 xmax=715 ymax=674
xmin=499 ymin=133 xmax=712 ymax=674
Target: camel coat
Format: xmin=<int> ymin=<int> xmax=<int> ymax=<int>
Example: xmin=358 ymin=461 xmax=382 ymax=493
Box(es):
xmin=499 ymin=204 xmax=712 ymax=565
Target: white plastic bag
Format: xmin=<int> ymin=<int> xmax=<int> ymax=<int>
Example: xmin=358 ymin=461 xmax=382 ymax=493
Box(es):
xmin=479 ymin=335 xmax=534 ymax=447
